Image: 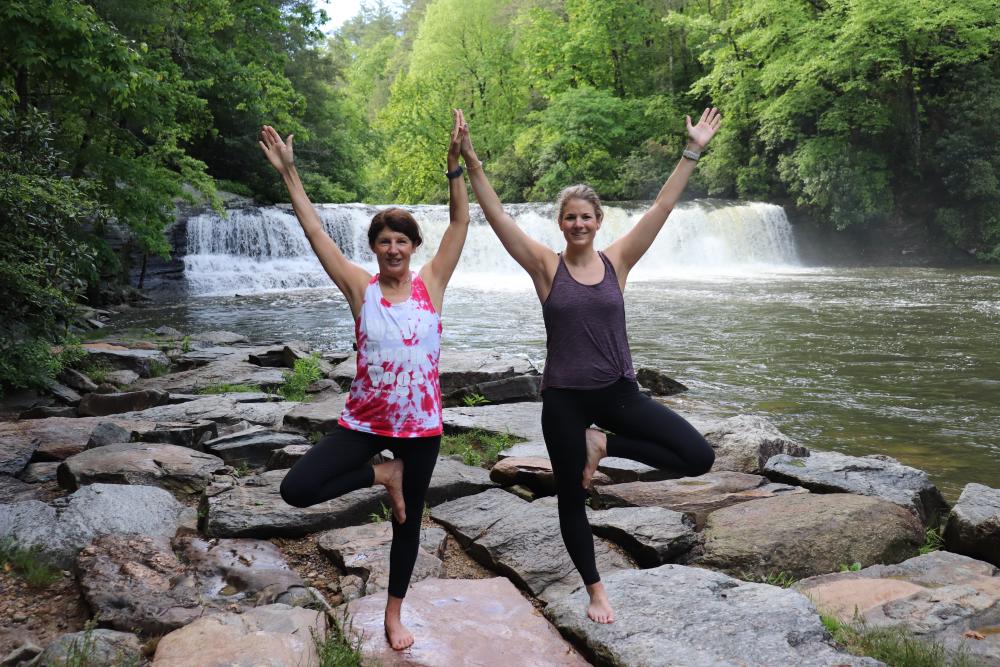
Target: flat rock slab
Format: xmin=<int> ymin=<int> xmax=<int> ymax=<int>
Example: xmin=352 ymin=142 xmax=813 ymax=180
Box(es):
xmin=0 ymin=417 xmax=111 ymax=463
xmin=696 ymin=493 xmax=924 ymax=579
xmin=588 ymin=506 xmax=697 ymax=567
xmin=190 ymin=330 xmax=250 ymax=345
xmin=446 ymin=374 xmax=542 ymax=405
xmin=202 ymin=426 xmax=310 ymax=468
xmin=703 ymin=414 xmax=808 ymax=474
xmin=78 ymin=534 xmax=305 ymax=635
xmin=152 ymin=603 xmax=324 ymax=667
xmin=347 ymin=577 xmax=589 ymax=666
xmin=796 ymin=550 xmax=1000 ymax=666
xmin=594 ymin=471 xmax=807 ymax=528
xmin=0 ymin=474 xmax=53 ymax=503
xmin=78 ymin=389 xmax=171 ymax=417
xmin=443 ymin=402 xmax=543 ymax=441
xmin=82 ymin=344 xmax=170 ymax=378
xmin=545 ymin=565 xmax=882 ymax=667
xmin=431 ymin=488 xmax=631 ymax=602
xmin=135 ymin=359 xmax=287 ymax=393
xmin=945 ymin=482 xmax=1000 ymax=567
xmin=0 ymin=483 xmax=185 ymax=567
xmin=281 ymin=394 xmax=348 ymax=433
xmin=317 ymin=523 xmax=447 ymax=595
xmin=112 ymin=396 xmax=294 ymax=429
xmin=765 ymin=450 xmax=947 ymax=525
xmin=205 ymin=457 xmax=493 ymax=538
xmin=266 ymin=444 xmax=311 ymax=470
xmin=58 ymin=442 xmax=225 ymax=496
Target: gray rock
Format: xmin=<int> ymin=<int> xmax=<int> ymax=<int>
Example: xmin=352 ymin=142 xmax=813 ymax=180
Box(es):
xmin=696 ymin=493 xmax=924 ymax=579
xmin=635 ymin=367 xmax=688 ymax=396
xmin=112 ymin=395 xmax=294 ymax=429
xmin=588 ymin=506 xmax=698 ymax=567
xmin=82 ymin=344 xmax=170 ymax=378
xmin=85 ymin=421 xmax=133 ymax=448
xmin=58 ymin=442 xmax=225 ymax=496
xmin=339 ymin=574 xmax=365 ymax=602
xmin=443 ymin=402 xmax=544 ymax=441
xmin=0 ymin=483 xmax=185 ymax=567
xmin=18 ymin=405 xmax=78 ymax=419
xmin=152 ymin=603 xmax=325 ymax=666
xmin=447 ymin=374 xmax=542 ymax=405
xmin=0 ymin=474 xmax=51 ymax=503
xmin=266 ymin=444 xmax=311 ymax=470
xmin=1 ymin=641 xmax=42 ymax=667
xmin=191 ymin=330 xmax=249 ymax=345
xmin=796 ymin=550 xmax=1000 ymax=666
xmin=424 ymin=457 xmax=495 ymax=506
xmin=154 ymin=325 xmax=183 ymax=337
xmin=248 ymin=344 xmax=312 ymax=368
xmin=764 ymin=450 xmax=947 ymax=525
xmin=203 ymin=427 xmax=310 ymax=468
xmin=545 ymin=565 xmax=882 ymax=667
xmin=317 ymin=523 xmax=446 ymax=594
xmin=20 ymin=462 xmax=60 ymax=483
xmin=135 ymin=359 xmax=286 ymax=394
xmin=77 ymin=388 xmax=171 ymax=416
xmin=431 ymin=488 xmax=632 ymax=602
xmin=595 ymin=471 xmax=807 ymax=528
xmin=44 ymin=381 xmax=82 ymax=406
xmin=57 ymin=368 xmax=99 ymax=393
xmin=0 ymin=427 xmax=40 ymax=476
xmin=104 ymin=369 xmax=139 ymax=386
xmin=498 ymin=441 xmax=548 ymax=459
xmin=703 ymin=414 xmax=808 ymax=474
xmin=174 ymin=345 xmax=246 ymax=369
xmin=78 ymin=534 xmax=304 ymax=635
xmin=944 ymin=482 xmax=1000 ymax=567
xmin=38 ymin=629 xmax=141 ymax=667
xmin=281 ymin=394 xmax=347 ymax=433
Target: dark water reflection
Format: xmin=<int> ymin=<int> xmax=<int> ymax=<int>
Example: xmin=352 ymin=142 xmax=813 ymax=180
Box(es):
xmin=110 ymin=266 xmax=1000 ymax=499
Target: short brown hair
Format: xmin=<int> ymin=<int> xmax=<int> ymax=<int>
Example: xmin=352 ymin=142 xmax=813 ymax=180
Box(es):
xmin=368 ymin=208 xmax=423 ymax=248
xmin=556 ymin=184 xmax=604 ymax=223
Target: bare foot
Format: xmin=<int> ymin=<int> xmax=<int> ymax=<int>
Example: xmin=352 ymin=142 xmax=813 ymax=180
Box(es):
xmin=384 ymin=595 xmax=414 ymax=650
xmin=585 ymin=582 xmax=615 ymax=624
xmin=582 ymin=428 xmax=607 ymax=490
xmin=374 ymin=459 xmax=406 ymax=523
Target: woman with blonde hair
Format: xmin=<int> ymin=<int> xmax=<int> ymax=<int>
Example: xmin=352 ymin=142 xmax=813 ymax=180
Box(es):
xmin=459 ymin=108 xmax=722 ymax=623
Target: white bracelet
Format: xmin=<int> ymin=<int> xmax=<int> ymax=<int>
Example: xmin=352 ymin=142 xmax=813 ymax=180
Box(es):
xmin=682 ymin=148 xmax=701 ymax=161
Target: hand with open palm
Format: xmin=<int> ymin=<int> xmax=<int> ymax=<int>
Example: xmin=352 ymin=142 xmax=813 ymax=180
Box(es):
xmin=685 ymin=107 xmax=722 ymax=152
xmin=258 ymin=125 xmax=295 ymax=176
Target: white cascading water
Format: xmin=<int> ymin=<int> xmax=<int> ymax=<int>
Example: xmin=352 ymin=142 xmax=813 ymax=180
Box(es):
xmin=183 ymin=200 xmax=799 ymax=296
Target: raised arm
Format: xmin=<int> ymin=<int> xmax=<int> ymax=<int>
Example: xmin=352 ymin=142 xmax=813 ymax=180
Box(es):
xmin=461 ymin=121 xmax=558 ymax=301
xmin=605 ymin=108 xmax=722 ymax=282
xmin=258 ymin=125 xmax=370 ymax=317
xmin=421 ymin=109 xmax=472 ymax=313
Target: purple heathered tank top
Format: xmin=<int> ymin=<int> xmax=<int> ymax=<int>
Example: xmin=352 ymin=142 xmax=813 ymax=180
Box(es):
xmin=541 ymin=252 xmax=636 ymax=389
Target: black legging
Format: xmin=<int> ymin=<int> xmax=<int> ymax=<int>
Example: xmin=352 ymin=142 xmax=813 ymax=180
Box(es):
xmin=541 ymin=377 xmax=714 ymax=585
xmin=279 ymin=425 xmax=441 ymax=598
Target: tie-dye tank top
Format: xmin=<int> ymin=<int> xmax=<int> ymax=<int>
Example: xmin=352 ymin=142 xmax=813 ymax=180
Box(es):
xmin=339 ymin=273 xmax=443 ymax=437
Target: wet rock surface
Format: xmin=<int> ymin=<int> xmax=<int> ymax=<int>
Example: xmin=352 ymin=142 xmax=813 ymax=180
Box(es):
xmin=796 ymin=550 xmax=1000 ymax=666
xmin=347 ymin=577 xmax=589 ymax=666
xmin=696 ymin=493 xmax=924 ymax=578
xmin=545 ymin=565 xmax=882 ymax=667
xmin=764 ymin=450 xmax=947 ymax=525
xmin=944 ymin=482 xmax=1000 ymax=568
xmin=431 ymin=488 xmax=631 ymax=602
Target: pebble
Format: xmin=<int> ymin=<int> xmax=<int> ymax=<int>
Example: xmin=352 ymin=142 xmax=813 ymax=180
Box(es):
xmin=12 ymin=612 xmax=27 ymax=623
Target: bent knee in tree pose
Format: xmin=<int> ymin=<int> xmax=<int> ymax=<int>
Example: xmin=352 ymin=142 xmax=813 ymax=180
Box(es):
xmin=460 ymin=107 xmax=722 ymax=624
xmin=258 ymin=109 xmax=473 ymax=651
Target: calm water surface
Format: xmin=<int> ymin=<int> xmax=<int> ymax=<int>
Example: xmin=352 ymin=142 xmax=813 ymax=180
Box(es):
xmin=110 ymin=266 xmax=1000 ymax=499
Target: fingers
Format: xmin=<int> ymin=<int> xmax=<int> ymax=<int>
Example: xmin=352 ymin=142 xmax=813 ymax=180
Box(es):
xmin=699 ymin=107 xmax=710 ymax=124
xmin=685 ymin=115 xmax=692 ymax=131
xmin=286 ymin=134 xmax=294 ymax=149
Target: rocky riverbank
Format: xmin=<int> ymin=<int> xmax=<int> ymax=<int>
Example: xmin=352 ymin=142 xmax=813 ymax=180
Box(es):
xmin=1 ymin=326 xmax=999 ymax=666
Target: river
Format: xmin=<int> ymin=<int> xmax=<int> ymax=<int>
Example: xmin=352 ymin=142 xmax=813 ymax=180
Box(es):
xmin=108 ymin=201 xmax=1000 ymax=498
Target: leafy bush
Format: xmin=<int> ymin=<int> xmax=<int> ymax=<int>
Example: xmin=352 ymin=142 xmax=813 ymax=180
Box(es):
xmin=279 ymin=353 xmax=324 ymax=402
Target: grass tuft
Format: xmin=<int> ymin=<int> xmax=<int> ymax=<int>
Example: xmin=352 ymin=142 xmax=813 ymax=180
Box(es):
xmin=0 ymin=538 xmax=62 ymax=588
xmin=313 ymin=609 xmax=368 ymax=667
xmin=279 ymin=353 xmax=324 ymax=402
xmin=822 ymin=614 xmax=976 ymax=667
xmin=739 ymin=570 xmax=797 ymax=588
xmin=440 ymin=429 xmax=522 ymax=468
xmin=197 ymin=383 xmax=260 ymax=394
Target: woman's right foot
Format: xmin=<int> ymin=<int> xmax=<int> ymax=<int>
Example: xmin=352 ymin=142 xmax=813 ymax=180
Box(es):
xmin=585 ymin=582 xmax=615 ymax=624
xmin=582 ymin=428 xmax=607 ymax=489
xmin=375 ymin=459 xmax=406 ymax=523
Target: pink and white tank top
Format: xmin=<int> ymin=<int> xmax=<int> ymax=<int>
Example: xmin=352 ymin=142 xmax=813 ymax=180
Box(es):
xmin=339 ymin=273 xmax=443 ymax=437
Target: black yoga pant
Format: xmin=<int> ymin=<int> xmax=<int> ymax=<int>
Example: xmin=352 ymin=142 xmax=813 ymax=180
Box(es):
xmin=279 ymin=425 xmax=440 ymax=599
xmin=541 ymin=378 xmax=714 ymax=586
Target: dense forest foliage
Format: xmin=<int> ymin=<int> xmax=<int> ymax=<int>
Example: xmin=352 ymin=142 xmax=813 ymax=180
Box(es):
xmin=1 ymin=0 xmax=999 ymax=392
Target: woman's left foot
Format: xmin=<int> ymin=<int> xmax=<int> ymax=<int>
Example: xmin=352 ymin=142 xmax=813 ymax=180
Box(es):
xmin=585 ymin=582 xmax=615 ymax=624
xmin=582 ymin=428 xmax=607 ymax=489
xmin=384 ymin=617 xmax=414 ymax=650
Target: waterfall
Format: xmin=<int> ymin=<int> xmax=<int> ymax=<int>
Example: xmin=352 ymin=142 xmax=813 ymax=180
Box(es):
xmin=183 ymin=200 xmax=799 ymax=296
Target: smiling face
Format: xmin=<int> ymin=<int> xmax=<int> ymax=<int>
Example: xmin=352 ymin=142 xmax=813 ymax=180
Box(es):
xmin=371 ymin=228 xmax=415 ymax=277
xmin=558 ymin=198 xmax=602 ymax=248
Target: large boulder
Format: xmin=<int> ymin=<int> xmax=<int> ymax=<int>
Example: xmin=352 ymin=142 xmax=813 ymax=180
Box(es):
xmin=134 ymin=359 xmax=286 ymax=394
xmin=944 ymin=482 xmax=1000 ymax=567
xmin=78 ymin=534 xmax=306 ymax=635
xmin=57 ymin=442 xmax=225 ymax=496
xmin=702 ymin=414 xmax=808 ymax=474
xmin=431 ymin=488 xmax=632 ymax=602
xmin=152 ymin=603 xmax=324 ymax=667
xmin=202 ymin=427 xmax=310 ymax=468
xmin=594 ymin=471 xmax=807 ymax=528
xmin=111 ymin=395 xmax=295 ymax=429
xmin=0 ymin=483 xmax=186 ymax=567
xmin=696 ymin=493 xmax=924 ymax=579
xmin=445 ymin=374 xmax=542 ymax=406
xmin=82 ymin=343 xmax=170 ymax=378
xmin=796 ymin=550 xmax=1000 ymax=666
xmin=317 ymin=523 xmax=447 ymax=595
xmin=443 ymin=402 xmax=543 ymax=441
xmin=281 ymin=394 xmax=347 ymax=433
xmin=545 ymin=565 xmax=882 ymax=667
xmin=764 ymin=451 xmax=948 ymax=525
xmin=77 ymin=389 xmax=171 ymax=417
xmin=347 ymin=577 xmax=590 ymax=666
xmin=588 ymin=506 xmax=698 ymax=567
